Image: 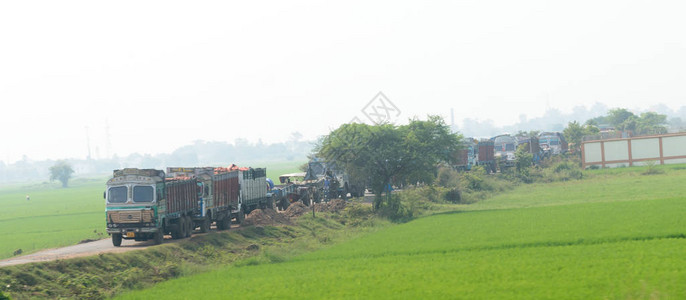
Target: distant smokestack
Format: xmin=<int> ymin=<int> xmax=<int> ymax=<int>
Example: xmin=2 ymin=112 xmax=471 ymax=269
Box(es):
xmin=105 ymin=119 xmax=112 ymax=159
xmin=85 ymin=126 xmax=92 ymax=160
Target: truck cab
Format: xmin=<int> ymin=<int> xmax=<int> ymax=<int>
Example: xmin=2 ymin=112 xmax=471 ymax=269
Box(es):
xmin=105 ymin=168 xmax=166 ymax=246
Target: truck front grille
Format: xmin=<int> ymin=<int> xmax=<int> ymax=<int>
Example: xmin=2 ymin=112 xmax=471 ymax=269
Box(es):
xmin=108 ymin=210 xmax=154 ymax=224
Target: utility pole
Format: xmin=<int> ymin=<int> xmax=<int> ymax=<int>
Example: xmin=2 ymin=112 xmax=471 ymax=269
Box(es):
xmin=105 ymin=119 xmax=112 ymax=159
xmin=85 ymin=126 xmax=92 ymax=160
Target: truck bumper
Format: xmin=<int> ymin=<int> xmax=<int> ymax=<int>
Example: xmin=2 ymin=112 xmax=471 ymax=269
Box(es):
xmin=106 ymin=227 xmax=158 ymax=234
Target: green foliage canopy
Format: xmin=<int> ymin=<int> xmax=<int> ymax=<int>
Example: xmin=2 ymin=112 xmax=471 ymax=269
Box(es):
xmin=49 ymin=160 xmax=74 ymax=188
xmin=563 ymin=121 xmax=599 ymax=152
xmin=316 ymin=116 xmax=462 ymax=208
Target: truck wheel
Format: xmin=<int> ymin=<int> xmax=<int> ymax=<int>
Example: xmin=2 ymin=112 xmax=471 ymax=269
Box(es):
xmin=153 ymin=229 xmax=164 ymax=245
xmin=112 ymin=233 xmax=122 ymax=247
xmin=217 ymin=216 xmax=226 ymax=230
xmin=223 ymin=216 xmax=231 ymax=230
xmin=237 ymin=207 xmax=245 ymax=224
xmin=185 ymin=216 xmax=193 ymax=237
xmin=200 ymin=217 xmax=210 ymax=233
xmin=178 ymin=217 xmax=187 ymax=239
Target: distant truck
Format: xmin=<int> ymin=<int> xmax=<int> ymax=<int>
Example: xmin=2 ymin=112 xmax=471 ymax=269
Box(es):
xmin=268 ymin=173 xmax=315 ymax=210
xmin=105 ymin=168 xmax=198 ymax=246
xmin=455 ymin=138 xmax=478 ymax=171
xmin=167 ymin=166 xmax=272 ymax=227
xmin=538 ymin=132 xmax=568 ymax=156
xmin=304 ymin=159 xmax=366 ymax=199
xmin=516 ymin=136 xmax=542 ymax=165
xmin=493 ymin=134 xmax=517 ymax=170
xmin=476 ymin=139 xmax=496 ymax=173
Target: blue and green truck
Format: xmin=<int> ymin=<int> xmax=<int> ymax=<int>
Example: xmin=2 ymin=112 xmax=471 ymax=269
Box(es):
xmin=105 ymin=168 xmax=199 ymax=246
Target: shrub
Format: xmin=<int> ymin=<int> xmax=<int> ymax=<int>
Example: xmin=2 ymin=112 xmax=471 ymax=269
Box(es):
xmin=436 ymin=166 xmax=460 ymax=188
xmin=442 ymin=188 xmax=461 ymax=203
xmin=377 ymin=194 xmax=413 ymax=222
xmin=642 ymin=160 xmax=664 ymax=175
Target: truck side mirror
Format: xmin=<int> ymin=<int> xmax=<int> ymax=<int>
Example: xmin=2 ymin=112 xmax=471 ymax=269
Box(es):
xmin=103 ymin=191 xmax=106 ymax=199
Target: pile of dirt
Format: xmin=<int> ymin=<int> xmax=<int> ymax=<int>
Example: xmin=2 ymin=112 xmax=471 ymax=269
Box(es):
xmin=284 ymin=202 xmax=309 ymax=218
xmin=314 ymin=199 xmax=348 ymax=213
xmin=242 ymin=208 xmax=292 ymax=226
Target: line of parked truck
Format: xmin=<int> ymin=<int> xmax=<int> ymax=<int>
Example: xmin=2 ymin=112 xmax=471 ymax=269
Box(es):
xmin=454 ymin=132 xmax=568 ymax=172
xmin=104 ymin=160 xmax=359 ymax=246
xmin=105 ymin=166 xmax=272 ymax=246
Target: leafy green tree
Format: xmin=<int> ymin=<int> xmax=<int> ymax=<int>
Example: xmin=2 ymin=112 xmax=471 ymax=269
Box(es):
xmin=515 ymin=130 xmax=540 ymax=138
xmin=316 ymin=116 xmax=461 ymax=209
xmin=635 ymin=112 xmax=667 ymax=135
xmin=607 ymin=108 xmax=635 ymax=130
xmin=49 ymin=160 xmax=74 ymax=188
xmin=589 ymin=108 xmax=666 ymax=135
xmin=563 ymin=121 xmax=599 ymax=152
xmin=514 ymin=144 xmax=533 ymax=177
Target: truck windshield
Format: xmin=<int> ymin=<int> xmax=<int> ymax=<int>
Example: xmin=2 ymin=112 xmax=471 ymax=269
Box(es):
xmin=133 ymin=186 xmax=154 ymax=203
xmin=108 ymin=186 xmax=128 ymax=203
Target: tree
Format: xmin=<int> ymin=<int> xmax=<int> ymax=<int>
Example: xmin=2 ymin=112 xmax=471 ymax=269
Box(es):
xmin=563 ymin=121 xmax=599 ymax=153
xmin=514 ymin=144 xmax=533 ymax=177
xmin=635 ymin=112 xmax=667 ymax=135
xmin=49 ymin=160 xmax=74 ymax=188
xmin=515 ymin=130 xmax=540 ymax=138
xmin=316 ymin=116 xmax=462 ymax=209
xmin=607 ymin=108 xmax=635 ymax=130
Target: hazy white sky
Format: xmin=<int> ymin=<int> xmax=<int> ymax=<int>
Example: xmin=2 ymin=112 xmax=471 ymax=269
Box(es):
xmin=1 ymin=0 xmax=685 ymax=163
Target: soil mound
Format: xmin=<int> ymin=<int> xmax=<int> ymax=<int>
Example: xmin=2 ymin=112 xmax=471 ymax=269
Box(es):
xmin=242 ymin=208 xmax=292 ymax=226
xmin=284 ymin=202 xmax=309 ymax=218
xmin=314 ymin=199 xmax=348 ymax=213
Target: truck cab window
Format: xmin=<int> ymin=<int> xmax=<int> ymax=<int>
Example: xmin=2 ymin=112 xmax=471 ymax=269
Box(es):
xmin=108 ymin=186 xmax=128 ymax=203
xmin=133 ymin=186 xmax=154 ymax=203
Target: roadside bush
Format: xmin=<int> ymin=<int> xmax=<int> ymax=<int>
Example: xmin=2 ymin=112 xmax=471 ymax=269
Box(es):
xmin=642 ymin=160 xmax=665 ymax=175
xmin=343 ymin=202 xmax=375 ymax=226
xmin=442 ymin=188 xmax=461 ymax=203
xmin=436 ymin=166 xmax=460 ymax=188
xmin=0 ymin=290 xmax=10 ymax=300
xmin=377 ymin=194 xmax=414 ymax=222
xmin=519 ymin=155 xmax=583 ymax=183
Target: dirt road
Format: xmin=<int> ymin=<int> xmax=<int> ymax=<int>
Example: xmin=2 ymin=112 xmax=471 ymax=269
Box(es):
xmin=0 ymin=237 xmax=166 ymax=268
xmin=0 ymin=227 xmax=231 ymax=268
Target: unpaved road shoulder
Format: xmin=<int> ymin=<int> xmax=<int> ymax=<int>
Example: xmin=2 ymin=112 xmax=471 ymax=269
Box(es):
xmin=0 ymin=238 xmax=159 ymax=268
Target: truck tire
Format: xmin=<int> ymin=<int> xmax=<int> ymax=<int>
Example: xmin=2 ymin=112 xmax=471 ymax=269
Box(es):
xmin=185 ymin=216 xmax=193 ymax=237
xmin=178 ymin=218 xmax=187 ymax=239
xmin=153 ymin=229 xmax=164 ymax=245
xmin=237 ymin=207 xmax=245 ymax=224
xmin=112 ymin=233 xmax=122 ymax=247
xmin=217 ymin=216 xmax=227 ymax=230
xmin=200 ymin=217 xmax=210 ymax=233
